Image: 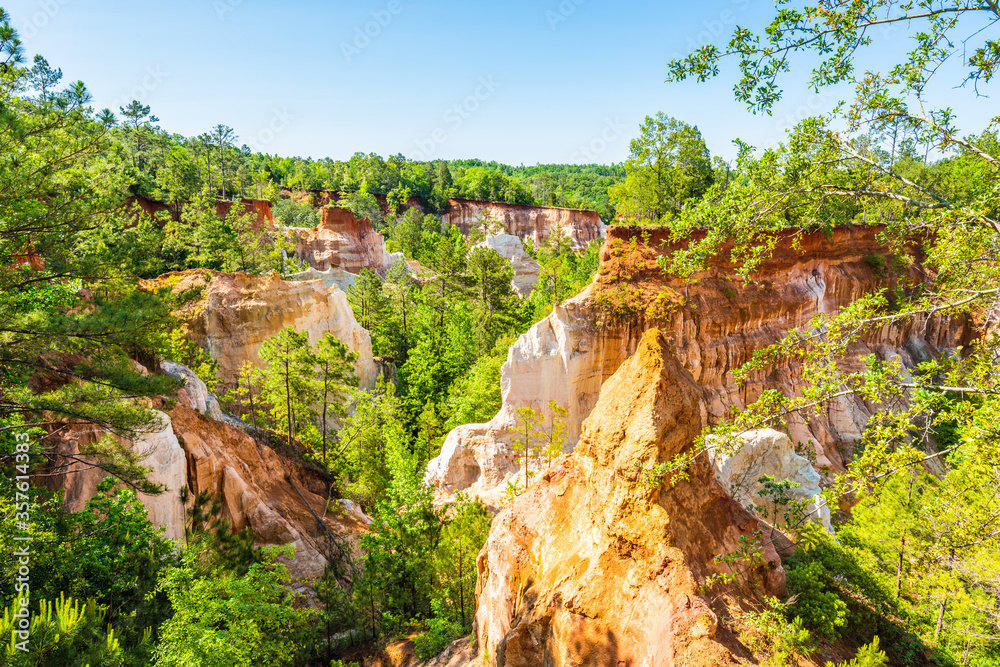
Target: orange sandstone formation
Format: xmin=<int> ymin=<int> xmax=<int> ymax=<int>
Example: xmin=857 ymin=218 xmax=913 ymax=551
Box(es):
xmin=475 ymin=329 xmax=785 ymax=666
xmin=145 ymin=270 xmax=376 ymax=390
xmin=292 ymin=206 xmax=402 ymax=275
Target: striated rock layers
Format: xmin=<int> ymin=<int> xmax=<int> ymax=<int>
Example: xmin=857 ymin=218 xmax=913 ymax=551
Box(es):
xmin=148 ymin=270 xmax=376 ymax=390
xmin=473 ymin=233 xmax=541 ymax=297
xmin=476 ymin=329 xmax=786 ymax=666
xmin=428 ymin=225 xmax=972 ymax=503
xmin=44 ymin=365 xmax=368 ymax=580
xmin=292 ymin=206 xmax=403 ymax=275
xmin=441 ymin=198 xmax=605 ymax=252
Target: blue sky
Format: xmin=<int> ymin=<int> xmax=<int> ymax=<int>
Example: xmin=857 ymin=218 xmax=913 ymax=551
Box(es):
xmin=7 ymin=0 xmax=997 ymax=165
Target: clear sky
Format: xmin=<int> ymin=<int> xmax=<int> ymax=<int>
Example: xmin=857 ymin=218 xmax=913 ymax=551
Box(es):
xmin=6 ymin=0 xmax=996 ymax=165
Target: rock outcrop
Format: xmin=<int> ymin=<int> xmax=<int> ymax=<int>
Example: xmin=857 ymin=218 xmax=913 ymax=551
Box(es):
xmin=285 ymin=265 xmax=358 ymax=293
xmin=146 ymin=270 xmax=376 ymax=391
xmin=45 ymin=386 xmax=366 ymax=580
xmin=428 ymin=225 xmax=971 ymax=504
xmin=475 ymin=329 xmax=786 ymax=666
xmin=473 ymin=233 xmax=541 ymax=297
xmin=292 ymin=206 xmax=403 ymax=275
xmin=709 ymin=429 xmax=832 ymax=533
xmin=168 ymin=403 xmax=364 ymax=579
xmin=442 ymin=198 xmax=605 ymax=251
xmin=43 ymin=411 xmax=189 ymax=542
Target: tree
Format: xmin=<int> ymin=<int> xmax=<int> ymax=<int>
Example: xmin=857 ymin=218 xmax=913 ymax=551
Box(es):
xmin=357 ymin=421 xmax=439 ymax=631
xmin=212 ymin=124 xmax=236 ymax=200
xmin=153 ymin=545 xmax=313 ymax=667
xmin=542 ymin=400 xmax=568 ymax=467
xmin=432 ymin=492 xmax=491 ymax=630
xmin=466 ymin=246 xmax=517 ymax=355
xmin=511 ymin=406 xmax=543 ymax=491
xmin=118 ymin=100 xmax=160 ymax=172
xmin=608 ymin=113 xmax=713 ymax=222
xmin=313 ymin=333 xmax=358 ymax=463
xmin=258 ymin=327 xmax=316 ymax=450
xmin=0 ymin=11 xmax=178 ymax=485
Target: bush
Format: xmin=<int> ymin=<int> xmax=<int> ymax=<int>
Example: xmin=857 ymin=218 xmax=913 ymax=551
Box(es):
xmin=785 ymin=560 xmax=847 ymax=639
xmin=412 ymin=598 xmax=464 ymax=660
xmin=739 ymin=596 xmax=813 ymax=666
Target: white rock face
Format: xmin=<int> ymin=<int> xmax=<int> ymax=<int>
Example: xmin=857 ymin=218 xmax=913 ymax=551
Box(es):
xmin=708 ymin=429 xmax=832 ymax=533
xmin=426 ymin=284 xmax=625 ymax=501
xmin=286 ymin=266 xmax=358 ymax=293
xmin=128 ymin=412 xmax=188 ymax=542
xmin=338 ymin=498 xmax=373 ymax=525
xmin=161 ymin=361 xmax=224 ymax=421
xmin=474 ymin=233 xmax=541 ymax=297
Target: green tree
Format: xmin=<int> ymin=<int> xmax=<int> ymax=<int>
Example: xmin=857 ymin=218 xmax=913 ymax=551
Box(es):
xmin=314 ymin=333 xmax=358 ymax=463
xmin=153 ymin=545 xmax=313 ymax=667
xmin=433 ymin=492 xmax=491 ymax=630
xmin=609 ymin=113 xmax=713 ymax=222
xmin=542 ymin=400 xmax=568 ymax=467
xmin=512 ymin=406 xmax=543 ymax=491
xmin=357 ymin=423 xmax=439 ymax=631
xmin=258 ymin=327 xmax=316 ymax=449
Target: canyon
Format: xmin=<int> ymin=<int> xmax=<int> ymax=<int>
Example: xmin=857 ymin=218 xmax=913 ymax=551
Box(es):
xmin=427 ymin=225 xmax=970 ymax=506
xmin=441 ymin=198 xmax=605 ymax=251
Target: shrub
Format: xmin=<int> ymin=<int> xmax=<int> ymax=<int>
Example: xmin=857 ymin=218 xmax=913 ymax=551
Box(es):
xmin=785 ymin=560 xmax=847 ymax=639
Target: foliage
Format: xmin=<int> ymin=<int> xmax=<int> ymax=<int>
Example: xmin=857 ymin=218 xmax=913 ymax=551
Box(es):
xmin=738 ymin=596 xmax=813 ymax=667
xmin=433 ymin=493 xmax=491 ymax=630
xmin=609 ymin=112 xmax=714 ymax=223
xmin=412 ymin=598 xmax=463 ymax=660
xmin=0 ymin=594 xmax=125 ymax=667
xmin=153 ymin=545 xmax=314 ymax=667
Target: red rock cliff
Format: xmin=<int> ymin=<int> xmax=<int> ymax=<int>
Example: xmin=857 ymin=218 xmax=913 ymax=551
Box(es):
xmin=441 ymin=198 xmax=605 ymax=251
xmin=292 ymin=206 xmax=401 ymax=275
xmin=427 ymin=225 xmax=971 ymax=503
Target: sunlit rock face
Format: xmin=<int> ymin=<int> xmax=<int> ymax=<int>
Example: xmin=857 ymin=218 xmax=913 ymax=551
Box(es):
xmin=285 ymin=265 xmax=358 ymax=293
xmin=146 ymin=270 xmax=376 ymax=391
xmin=441 ymin=198 xmax=605 ymax=251
xmin=473 ymin=233 xmax=541 ymax=297
xmin=292 ymin=206 xmax=403 ymax=275
xmin=708 ymin=428 xmax=833 ymax=533
xmin=46 ymin=402 xmax=368 ymax=579
xmin=43 ymin=412 xmax=187 ymax=542
xmin=428 ymin=225 xmax=972 ymax=505
xmin=475 ymin=329 xmax=786 ymax=667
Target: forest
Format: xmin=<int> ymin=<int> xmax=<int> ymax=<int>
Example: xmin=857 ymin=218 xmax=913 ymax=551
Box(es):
xmin=2 ymin=1 xmax=1000 ymax=666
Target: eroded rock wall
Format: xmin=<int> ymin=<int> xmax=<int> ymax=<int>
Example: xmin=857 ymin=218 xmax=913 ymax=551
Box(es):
xmin=146 ymin=270 xmax=376 ymax=390
xmin=442 ymin=198 xmax=605 ymax=251
xmin=428 ymin=226 xmax=972 ymax=502
xmin=45 ymin=369 xmax=368 ymax=580
xmin=476 ymin=329 xmax=786 ymax=666
xmin=292 ymin=206 xmax=402 ymax=275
